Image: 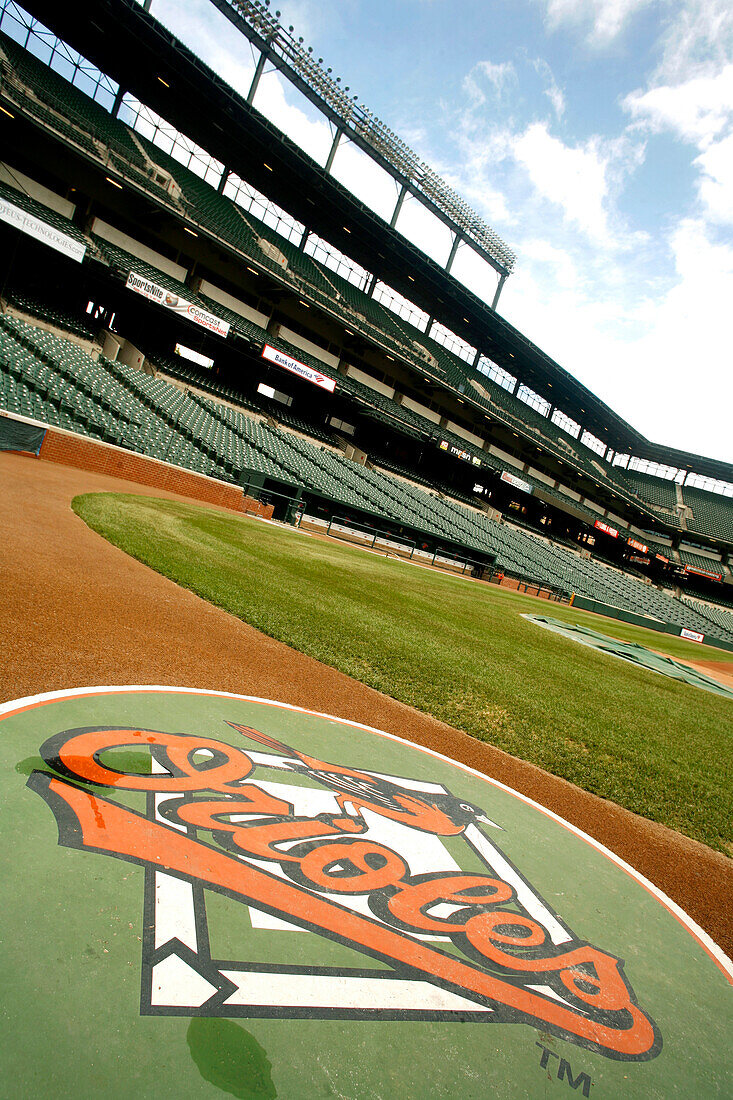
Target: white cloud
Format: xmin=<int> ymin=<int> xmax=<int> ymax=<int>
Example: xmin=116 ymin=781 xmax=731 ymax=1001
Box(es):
xmin=532 ymin=59 xmax=566 ymax=118
xmin=622 ymin=14 xmax=733 ymax=228
xmin=500 ymin=217 xmax=733 ymax=461
xmin=331 ymin=141 xmax=400 ymax=222
xmin=538 ymin=0 xmax=656 ymax=44
xmin=518 ymin=238 xmax=582 ymax=290
xmin=653 ymin=0 xmax=733 ymax=83
xmin=462 ymin=61 xmax=516 ymax=106
xmin=511 ymin=123 xmax=636 ymax=248
xmin=694 ymin=132 xmax=733 ymax=223
xmin=624 ymin=65 xmax=733 ymax=147
xmin=395 ymin=194 xmax=455 ymax=266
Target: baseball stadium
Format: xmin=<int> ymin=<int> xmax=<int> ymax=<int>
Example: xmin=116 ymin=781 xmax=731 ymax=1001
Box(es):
xmin=1 ymin=1 xmax=731 ymax=1095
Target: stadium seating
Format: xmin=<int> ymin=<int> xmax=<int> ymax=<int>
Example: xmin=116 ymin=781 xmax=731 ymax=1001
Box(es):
xmin=681 ymin=598 xmax=733 ymax=641
xmin=2 ymin=14 xmax=733 ymax=612
xmin=4 ymin=20 xmax=733 ymax=551
xmin=682 ymin=486 xmax=733 ymax=543
xmin=623 ymin=470 xmax=679 ymax=511
xmin=0 ymin=31 xmax=172 ymax=201
xmin=2 ymin=308 xmax=731 ymax=641
xmin=3 ymin=288 xmax=97 ymax=340
xmin=677 ymin=548 xmax=724 ymax=577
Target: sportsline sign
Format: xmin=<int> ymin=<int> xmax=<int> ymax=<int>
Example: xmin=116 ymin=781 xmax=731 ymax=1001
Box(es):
xmin=262 ymin=344 xmax=336 ymax=392
xmin=0 ymin=195 xmax=86 ymax=263
xmin=125 ymin=272 xmax=230 ymax=338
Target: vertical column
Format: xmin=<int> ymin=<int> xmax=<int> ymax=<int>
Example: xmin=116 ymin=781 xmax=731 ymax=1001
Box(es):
xmin=247 ymin=51 xmax=267 ymax=105
xmin=491 ymin=273 xmax=507 ymax=311
xmin=325 ymin=128 xmax=343 ymax=174
xmin=390 ymin=183 xmax=408 ymax=228
xmin=110 ymin=86 xmax=126 ymax=119
xmin=445 ymin=232 xmax=461 ymax=273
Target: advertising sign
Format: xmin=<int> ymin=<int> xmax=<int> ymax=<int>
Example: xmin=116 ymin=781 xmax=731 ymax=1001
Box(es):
xmin=684 ymin=565 xmax=722 ymax=580
xmin=0 ymin=195 xmax=86 ymax=262
xmin=627 ymin=538 xmax=648 ymax=554
xmin=440 ymin=440 xmax=482 ymax=466
xmin=680 ymin=628 xmax=705 ymax=643
xmin=125 ymin=272 xmax=230 ymax=338
xmin=594 ymin=520 xmax=619 ymax=538
xmin=500 ymin=470 xmax=533 ymax=495
xmin=262 ymin=344 xmax=336 ymax=392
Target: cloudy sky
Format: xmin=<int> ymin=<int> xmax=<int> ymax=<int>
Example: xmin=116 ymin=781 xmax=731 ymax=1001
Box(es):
xmin=149 ymin=0 xmax=732 ymax=467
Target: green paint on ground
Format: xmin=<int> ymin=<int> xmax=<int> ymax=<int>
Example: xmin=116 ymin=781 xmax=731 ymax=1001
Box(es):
xmin=187 ymin=1020 xmax=276 ymax=1099
xmin=1 ymin=688 xmax=731 ymax=1098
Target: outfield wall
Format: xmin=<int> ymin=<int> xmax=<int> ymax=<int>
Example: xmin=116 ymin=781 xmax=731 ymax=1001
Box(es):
xmin=0 ymin=411 xmax=273 ymax=519
xmin=570 ymin=593 xmax=733 ymax=653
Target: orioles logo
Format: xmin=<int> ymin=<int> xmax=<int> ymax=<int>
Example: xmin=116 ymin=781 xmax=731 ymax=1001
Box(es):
xmin=27 ymin=719 xmax=661 ymax=1061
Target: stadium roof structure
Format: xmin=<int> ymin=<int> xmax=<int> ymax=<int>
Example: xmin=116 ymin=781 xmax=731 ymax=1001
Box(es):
xmin=206 ymin=0 xmax=517 ymax=280
xmin=17 ymin=0 xmax=733 ymax=483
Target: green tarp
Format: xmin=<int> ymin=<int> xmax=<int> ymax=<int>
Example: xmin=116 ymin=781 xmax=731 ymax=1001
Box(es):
xmin=524 ymin=614 xmax=733 ymax=699
xmin=0 ymin=415 xmax=45 ymax=454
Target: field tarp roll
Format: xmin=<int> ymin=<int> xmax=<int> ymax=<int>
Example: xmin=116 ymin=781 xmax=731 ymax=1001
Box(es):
xmin=0 ymin=416 xmax=46 ymax=454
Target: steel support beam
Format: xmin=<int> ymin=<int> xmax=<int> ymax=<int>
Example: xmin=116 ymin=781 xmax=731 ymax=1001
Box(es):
xmin=247 ymin=50 xmax=267 ymax=106
xmin=390 ymin=183 xmax=408 ymax=229
xmin=491 ymin=273 xmax=507 ymax=312
xmin=325 ymin=127 xmax=343 ymax=175
xmin=110 ymin=85 xmax=125 ymax=118
xmin=445 ymin=232 xmax=461 ymax=274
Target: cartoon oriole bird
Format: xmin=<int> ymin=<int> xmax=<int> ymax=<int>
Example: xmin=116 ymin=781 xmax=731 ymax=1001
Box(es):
xmin=226 ymin=723 xmax=499 ymax=835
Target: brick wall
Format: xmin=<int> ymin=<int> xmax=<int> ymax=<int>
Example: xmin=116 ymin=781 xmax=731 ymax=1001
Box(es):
xmin=36 ymin=426 xmax=274 ymax=518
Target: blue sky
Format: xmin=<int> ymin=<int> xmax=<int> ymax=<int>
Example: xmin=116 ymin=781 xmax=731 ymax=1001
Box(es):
xmin=150 ymin=0 xmax=733 ymax=466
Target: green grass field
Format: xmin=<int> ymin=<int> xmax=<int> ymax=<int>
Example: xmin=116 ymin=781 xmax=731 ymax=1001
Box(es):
xmin=73 ymin=492 xmax=733 ymax=854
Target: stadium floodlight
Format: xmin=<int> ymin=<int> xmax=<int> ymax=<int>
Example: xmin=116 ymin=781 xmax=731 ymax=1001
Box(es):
xmin=210 ymin=0 xmax=516 ymax=276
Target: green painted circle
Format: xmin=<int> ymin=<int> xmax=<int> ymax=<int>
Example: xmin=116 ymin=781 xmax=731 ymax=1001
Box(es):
xmin=2 ymin=686 xmax=731 ymax=1099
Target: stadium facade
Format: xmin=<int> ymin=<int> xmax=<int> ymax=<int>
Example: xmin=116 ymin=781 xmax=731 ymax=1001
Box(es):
xmin=1 ymin=0 xmax=733 ymax=643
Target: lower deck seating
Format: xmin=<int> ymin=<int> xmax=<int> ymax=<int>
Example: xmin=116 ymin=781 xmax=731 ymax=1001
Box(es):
xmin=1 ymin=313 xmax=731 ymax=642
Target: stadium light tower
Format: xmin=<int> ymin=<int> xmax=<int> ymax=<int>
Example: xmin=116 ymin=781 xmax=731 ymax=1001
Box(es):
xmin=205 ymin=0 xmax=517 ymax=308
